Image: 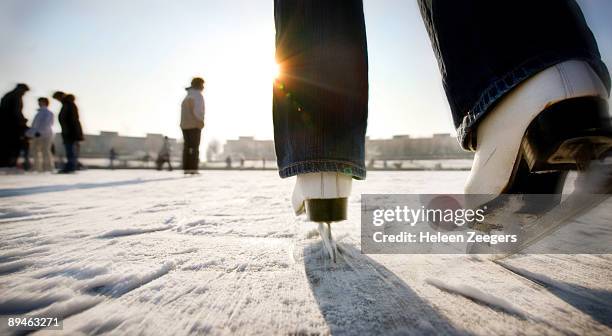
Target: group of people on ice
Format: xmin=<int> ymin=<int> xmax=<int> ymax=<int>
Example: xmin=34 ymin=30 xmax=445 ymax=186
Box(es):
xmin=0 ymin=84 xmax=84 ymax=173
xmin=0 ymin=76 xmax=204 ymax=175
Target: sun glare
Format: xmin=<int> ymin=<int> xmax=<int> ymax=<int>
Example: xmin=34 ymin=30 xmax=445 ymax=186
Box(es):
xmin=272 ymin=63 xmax=281 ymax=80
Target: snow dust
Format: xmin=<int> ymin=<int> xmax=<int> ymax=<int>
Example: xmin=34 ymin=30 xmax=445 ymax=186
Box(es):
xmin=0 ymin=170 xmax=611 ymax=335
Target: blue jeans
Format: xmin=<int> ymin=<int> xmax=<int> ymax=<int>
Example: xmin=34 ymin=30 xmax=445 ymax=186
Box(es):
xmin=182 ymin=128 xmax=201 ymax=171
xmin=273 ymin=0 xmax=610 ymax=179
xmin=273 ymin=0 xmax=368 ymax=179
xmin=64 ymin=142 xmax=77 ymax=171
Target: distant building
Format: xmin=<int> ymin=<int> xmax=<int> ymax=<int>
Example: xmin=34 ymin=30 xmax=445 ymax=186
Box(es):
xmin=54 ymin=131 xmax=179 ymax=159
xmin=221 ymin=136 xmax=276 ymax=161
xmin=219 ymin=133 xmax=472 ymax=163
xmin=366 ymin=133 xmax=473 ymax=160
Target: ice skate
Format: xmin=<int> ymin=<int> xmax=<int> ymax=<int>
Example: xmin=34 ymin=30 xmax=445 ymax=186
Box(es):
xmin=292 ymin=172 xmax=352 ymax=262
xmin=465 ymin=60 xmax=612 ymax=207
xmin=465 ymin=61 xmax=612 ymax=253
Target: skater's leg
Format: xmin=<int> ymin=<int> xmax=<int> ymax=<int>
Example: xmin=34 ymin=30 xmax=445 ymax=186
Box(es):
xmin=273 ymin=0 xmax=368 ymax=223
xmin=191 ymin=130 xmax=201 ymax=172
xmin=32 ymin=138 xmax=42 ymax=172
xmin=419 ymin=0 xmax=610 ymax=150
xmin=63 ymin=142 xmax=76 ymax=172
xmin=182 ymin=129 xmax=201 ymax=173
xmin=419 ymin=0 xmax=611 ymax=198
xmin=273 ymin=0 xmax=368 ymax=179
xmin=181 ymin=129 xmax=188 ymax=171
xmin=41 ymin=136 xmax=54 ymax=172
xmin=33 ymin=138 xmax=47 ymax=172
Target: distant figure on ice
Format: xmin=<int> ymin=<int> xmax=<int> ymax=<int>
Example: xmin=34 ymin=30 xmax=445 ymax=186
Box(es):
xmin=53 ymin=92 xmax=84 ymax=173
xmin=156 ymin=136 xmax=173 ymax=171
xmin=26 ymin=97 xmax=55 ymax=172
xmin=180 ymin=77 xmax=205 ymax=174
xmin=0 ymin=84 xmax=29 ymax=167
xmin=225 ymin=156 xmax=232 ymax=168
xmin=109 ymin=147 xmax=117 ymax=169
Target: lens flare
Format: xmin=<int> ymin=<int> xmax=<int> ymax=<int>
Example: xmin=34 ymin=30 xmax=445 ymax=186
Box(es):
xmin=273 ymin=63 xmax=281 ymax=79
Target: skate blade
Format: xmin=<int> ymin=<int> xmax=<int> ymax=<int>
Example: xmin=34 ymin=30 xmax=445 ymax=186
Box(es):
xmin=472 ymin=161 xmax=612 ymax=258
xmin=317 ymin=222 xmax=337 ymax=263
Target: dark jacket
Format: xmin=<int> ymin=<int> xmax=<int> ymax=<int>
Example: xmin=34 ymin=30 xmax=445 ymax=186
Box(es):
xmin=58 ymin=96 xmax=84 ymax=143
xmin=0 ymin=89 xmax=28 ymax=139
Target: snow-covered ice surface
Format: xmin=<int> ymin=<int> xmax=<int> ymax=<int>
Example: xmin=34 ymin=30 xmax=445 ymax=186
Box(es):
xmin=0 ymin=170 xmax=611 ymax=335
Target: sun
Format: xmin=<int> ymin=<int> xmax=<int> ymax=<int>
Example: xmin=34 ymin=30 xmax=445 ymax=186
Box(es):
xmin=272 ymin=62 xmax=281 ymax=80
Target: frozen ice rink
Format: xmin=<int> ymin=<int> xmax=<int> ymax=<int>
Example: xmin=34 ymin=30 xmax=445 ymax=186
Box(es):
xmin=1 ymin=170 xmax=611 ymax=335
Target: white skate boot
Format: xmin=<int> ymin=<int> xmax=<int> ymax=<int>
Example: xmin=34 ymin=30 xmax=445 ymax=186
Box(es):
xmin=465 ymin=60 xmax=612 ymax=206
xmin=292 ymin=172 xmax=352 ymax=262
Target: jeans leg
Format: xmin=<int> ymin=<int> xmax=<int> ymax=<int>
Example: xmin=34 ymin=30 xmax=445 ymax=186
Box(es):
xmin=182 ymin=128 xmax=201 ymax=171
xmin=32 ymin=138 xmax=42 ymax=172
xmin=182 ymin=129 xmax=191 ymax=170
xmin=64 ymin=142 xmax=76 ymax=171
xmin=418 ymin=0 xmax=611 ymax=150
xmin=42 ymin=137 xmax=53 ymax=171
xmin=74 ymin=142 xmax=80 ymax=169
xmin=273 ymin=0 xmax=369 ymax=179
xmin=192 ymin=129 xmax=201 ymax=170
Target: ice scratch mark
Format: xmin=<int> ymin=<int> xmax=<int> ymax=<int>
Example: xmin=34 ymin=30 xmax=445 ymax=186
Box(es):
xmin=80 ymin=261 xmax=175 ymax=298
xmin=0 ymin=247 xmax=49 ymax=263
xmin=0 ymin=292 xmax=71 ymax=315
xmin=426 ymin=278 xmax=531 ymax=319
xmin=0 ymin=260 xmax=33 ymax=275
xmin=170 ymin=247 xmax=198 ymax=255
xmin=496 ymin=261 xmax=612 ymax=327
xmin=496 ymin=261 xmax=612 ymax=307
xmin=181 ymin=259 xmax=224 ymax=271
xmin=97 ymin=226 xmax=169 ymax=239
xmin=35 ymin=295 xmax=103 ymax=320
xmin=0 ymin=209 xmax=33 ymax=219
xmin=35 ymin=264 xmax=109 ymax=280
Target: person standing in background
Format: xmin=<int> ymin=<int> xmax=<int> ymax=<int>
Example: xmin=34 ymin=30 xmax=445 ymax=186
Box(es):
xmin=27 ymin=97 xmax=55 ymax=172
xmin=53 ymin=91 xmax=84 ymax=173
xmin=0 ymin=83 xmax=29 ymax=168
xmin=109 ymin=148 xmax=117 ymax=169
xmin=180 ymin=77 xmax=205 ymax=174
xmin=156 ymin=136 xmax=173 ymax=171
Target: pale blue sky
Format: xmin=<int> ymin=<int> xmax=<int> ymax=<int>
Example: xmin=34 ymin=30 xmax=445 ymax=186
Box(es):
xmin=1 ymin=0 xmax=611 ymax=148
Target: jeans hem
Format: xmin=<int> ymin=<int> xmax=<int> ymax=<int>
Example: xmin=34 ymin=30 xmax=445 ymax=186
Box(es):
xmin=278 ymin=160 xmax=366 ymax=179
xmin=457 ymin=55 xmax=610 ymax=151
